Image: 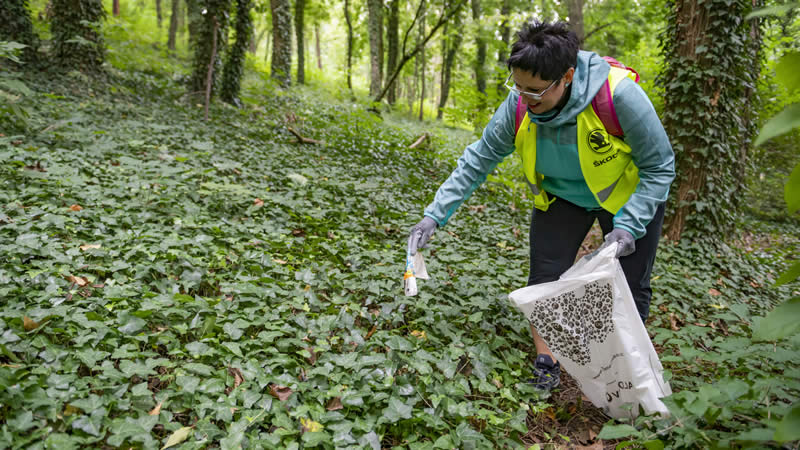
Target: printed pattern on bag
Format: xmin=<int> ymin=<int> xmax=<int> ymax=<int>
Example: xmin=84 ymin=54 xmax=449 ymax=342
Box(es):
xmin=527 ymin=280 xmax=615 ymax=365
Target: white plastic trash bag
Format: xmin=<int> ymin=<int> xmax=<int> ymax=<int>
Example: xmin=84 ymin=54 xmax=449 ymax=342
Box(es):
xmin=508 ymin=242 xmax=671 ymax=419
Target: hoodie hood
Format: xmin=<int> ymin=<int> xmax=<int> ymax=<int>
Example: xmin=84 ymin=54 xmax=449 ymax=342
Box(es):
xmin=529 ymin=50 xmax=610 ymax=128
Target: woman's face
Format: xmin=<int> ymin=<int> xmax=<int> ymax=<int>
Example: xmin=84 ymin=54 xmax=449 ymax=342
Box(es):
xmin=511 ymin=67 xmax=575 ymax=114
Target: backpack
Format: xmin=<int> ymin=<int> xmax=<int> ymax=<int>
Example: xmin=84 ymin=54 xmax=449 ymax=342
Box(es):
xmin=514 ymin=56 xmax=640 ymax=138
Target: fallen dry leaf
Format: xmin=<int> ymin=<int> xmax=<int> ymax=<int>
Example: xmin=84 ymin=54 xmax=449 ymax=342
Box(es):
xmin=228 ymin=367 xmax=244 ymax=388
xmin=410 ymin=330 xmax=427 ymax=340
xmin=272 ymin=258 xmax=288 ymax=265
xmin=326 ymin=397 xmax=343 ymax=411
xmin=63 ymin=404 xmax=80 ymax=417
xmin=669 ymin=312 xmax=681 ymax=331
xmin=300 ymin=417 xmax=323 ymax=433
xmin=67 ymin=275 xmax=88 ymax=287
xmin=492 ymin=378 xmax=503 ymax=389
xmin=709 ymin=288 xmax=722 ymax=297
xmin=69 ymin=204 xmax=83 ymax=211
xmin=149 ymin=400 xmax=163 ymax=416
xmin=80 ymin=244 xmax=101 ymax=251
xmin=23 ymin=316 xmax=40 ymax=331
xmin=253 ymin=198 xmax=264 ymax=207
xmin=269 ymin=384 xmax=293 ymax=401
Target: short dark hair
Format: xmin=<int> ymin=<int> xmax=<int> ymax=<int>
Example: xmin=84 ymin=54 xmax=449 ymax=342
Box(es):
xmin=506 ymin=21 xmax=579 ymax=81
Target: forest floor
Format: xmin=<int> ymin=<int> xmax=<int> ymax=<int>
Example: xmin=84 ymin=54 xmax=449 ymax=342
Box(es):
xmin=2 ymin=25 xmax=800 ymax=450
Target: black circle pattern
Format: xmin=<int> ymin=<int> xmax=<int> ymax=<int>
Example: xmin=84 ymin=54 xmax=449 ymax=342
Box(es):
xmin=527 ymin=280 xmax=615 ymax=366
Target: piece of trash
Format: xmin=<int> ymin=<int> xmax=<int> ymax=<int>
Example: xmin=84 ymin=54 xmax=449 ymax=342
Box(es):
xmin=403 ymin=252 xmax=429 ymax=296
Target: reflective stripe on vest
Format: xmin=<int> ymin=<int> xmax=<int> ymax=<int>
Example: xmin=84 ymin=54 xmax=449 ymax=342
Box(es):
xmin=515 ymin=66 xmax=640 ymax=213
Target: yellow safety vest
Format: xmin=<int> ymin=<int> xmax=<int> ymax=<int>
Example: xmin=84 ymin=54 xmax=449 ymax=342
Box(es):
xmin=515 ymin=66 xmax=640 ymax=213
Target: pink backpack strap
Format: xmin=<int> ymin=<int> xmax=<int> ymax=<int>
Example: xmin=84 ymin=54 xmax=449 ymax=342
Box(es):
xmin=514 ymin=96 xmax=526 ymax=135
xmin=591 ymin=78 xmax=624 ymax=137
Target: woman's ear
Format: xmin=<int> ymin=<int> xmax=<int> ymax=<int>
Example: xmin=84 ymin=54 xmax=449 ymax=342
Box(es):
xmin=564 ymin=67 xmax=575 ymax=85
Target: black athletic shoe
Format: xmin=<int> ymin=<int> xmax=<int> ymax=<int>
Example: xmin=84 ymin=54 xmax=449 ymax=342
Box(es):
xmin=531 ymin=354 xmax=561 ymax=391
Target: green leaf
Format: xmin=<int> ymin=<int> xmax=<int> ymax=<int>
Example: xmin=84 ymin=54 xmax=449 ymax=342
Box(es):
xmin=734 ymin=428 xmax=774 ymax=442
xmin=746 ymin=3 xmax=800 ymax=19
xmin=776 ymin=52 xmax=800 ymax=93
xmin=118 ymin=312 xmax=147 ymax=335
xmin=597 ymin=424 xmax=641 ymax=440
xmin=775 ymin=261 xmax=800 ymax=287
xmin=753 ymin=103 xmax=800 ymax=147
xmin=785 ymin=162 xmax=800 ymax=215
xmin=162 ymin=426 xmax=193 ymax=449
xmin=382 ymin=397 xmax=412 ymax=423
xmin=775 ymin=403 xmax=800 ymax=442
xmin=753 ymin=297 xmax=800 ymax=341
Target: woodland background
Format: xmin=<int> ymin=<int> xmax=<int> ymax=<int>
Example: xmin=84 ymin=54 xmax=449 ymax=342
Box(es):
xmin=1 ymin=0 xmax=799 ymax=448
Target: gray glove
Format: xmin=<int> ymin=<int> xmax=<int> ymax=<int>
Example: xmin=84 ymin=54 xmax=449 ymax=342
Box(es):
xmin=604 ymin=228 xmax=635 ymax=258
xmin=408 ymin=217 xmax=437 ymax=255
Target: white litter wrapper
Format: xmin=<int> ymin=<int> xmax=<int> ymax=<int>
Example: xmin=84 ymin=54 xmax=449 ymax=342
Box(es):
xmin=509 ymin=243 xmax=671 ymax=419
xmin=403 ymin=252 xmax=429 ymax=296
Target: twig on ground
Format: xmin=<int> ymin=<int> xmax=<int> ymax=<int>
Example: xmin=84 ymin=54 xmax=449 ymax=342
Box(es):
xmin=287 ymin=126 xmax=323 ymax=145
xmin=408 ymin=133 xmax=428 ymax=149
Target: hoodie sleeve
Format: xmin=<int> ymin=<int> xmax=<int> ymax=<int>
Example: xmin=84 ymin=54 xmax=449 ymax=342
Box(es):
xmin=612 ymin=78 xmax=675 ymax=239
xmin=423 ymin=92 xmax=518 ymax=226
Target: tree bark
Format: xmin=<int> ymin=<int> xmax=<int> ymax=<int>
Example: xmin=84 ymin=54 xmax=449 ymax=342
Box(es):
xmin=344 ymin=0 xmax=353 ymax=90
xmin=496 ymin=0 xmax=510 ymax=95
xmin=437 ymin=11 xmax=461 ymax=119
xmin=221 ymin=0 xmax=253 ymax=104
xmin=156 ymin=0 xmax=163 ymax=27
xmin=418 ymin=4 xmax=426 ymax=121
xmin=51 ymin=0 xmax=106 ymax=70
xmin=113 ymin=0 xmax=120 ymax=16
xmin=315 ymin=23 xmax=322 ymax=69
xmin=470 ymin=0 xmax=486 ymax=95
xmin=566 ymin=0 xmax=584 ymax=44
xmin=167 ymin=0 xmax=179 ymax=50
xmin=386 ymin=0 xmax=400 ymax=104
xmin=295 ymin=0 xmax=305 ymax=84
xmin=367 ymin=0 xmax=384 ymax=97
xmin=187 ymin=0 xmax=230 ymax=98
xmin=270 ymin=0 xmax=292 ymax=87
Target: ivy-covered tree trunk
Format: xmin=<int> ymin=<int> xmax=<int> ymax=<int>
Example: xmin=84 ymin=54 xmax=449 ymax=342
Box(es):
xmin=270 ymin=0 xmax=292 ymax=87
xmin=185 ymin=0 xmax=201 ymax=49
xmin=367 ymin=0 xmax=384 ymax=97
xmin=470 ymin=0 xmax=486 ymax=95
xmin=344 ymin=0 xmax=353 ymax=90
xmin=295 ymin=0 xmax=305 ymax=84
xmin=386 ymin=0 xmax=400 ymax=104
xmin=221 ymin=0 xmax=253 ymax=104
xmin=167 ymin=0 xmax=180 ymax=51
xmin=187 ymin=0 xmax=230 ymax=98
xmin=51 ymin=0 xmax=106 ymax=71
xmin=659 ymin=0 xmax=762 ymax=241
xmin=0 ymin=0 xmax=38 ymax=62
xmin=437 ymin=12 xmax=462 ymax=119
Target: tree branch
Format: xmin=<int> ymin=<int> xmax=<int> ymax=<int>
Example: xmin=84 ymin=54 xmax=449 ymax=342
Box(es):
xmin=582 ymin=22 xmax=614 ymax=44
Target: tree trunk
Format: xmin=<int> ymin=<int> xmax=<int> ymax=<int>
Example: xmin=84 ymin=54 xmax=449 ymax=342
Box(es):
xmin=496 ymin=0 xmax=510 ymax=95
xmin=0 ymin=0 xmax=38 ymax=61
xmin=187 ymin=0 xmax=230 ymax=98
xmin=113 ymin=0 xmax=120 ymax=15
xmin=51 ymin=0 xmax=106 ymax=70
xmin=566 ymin=0 xmax=584 ymax=44
xmin=437 ymin=12 xmax=461 ymax=119
xmin=167 ymin=0 xmax=179 ymax=50
xmin=315 ymin=23 xmax=322 ymax=69
xmin=156 ymin=0 xmax=162 ymax=27
xmin=418 ymin=5 xmax=426 ymax=121
xmin=386 ymin=0 xmax=400 ymax=104
xmin=270 ymin=0 xmax=292 ymax=87
xmin=367 ymin=0 xmax=384 ymax=97
xmin=185 ymin=0 xmax=200 ymax=49
xmin=295 ymin=0 xmax=305 ymax=84
xmin=470 ymin=0 xmax=486 ymax=95
xmin=344 ymin=0 xmax=353 ymax=90
xmin=659 ymin=0 xmax=762 ymax=240
xmin=221 ymin=0 xmax=253 ymax=104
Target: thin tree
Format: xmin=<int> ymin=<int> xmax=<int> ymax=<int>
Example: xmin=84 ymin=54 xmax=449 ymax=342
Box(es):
xmin=437 ymin=10 xmax=462 ymax=119
xmin=367 ymin=0 xmax=384 ymax=96
xmin=295 ymin=0 xmax=306 ymax=84
xmin=113 ymin=0 xmax=120 ymax=16
xmin=221 ymin=0 xmax=253 ymax=104
xmin=495 ymin=0 xmax=510 ymax=95
xmin=156 ymin=0 xmax=163 ymax=27
xmin=188 ymin=0 xmax=230 ymax=98
xmin=270 ymin=0 xmax=292 ymax=87
xmin=470 ymin=0 xmax=486 ymax=95
xmin=566 ymin=0 xmax=584 ymax=43
xmin=418 ymin=2 xmax=426 ymax=121
xmin=315 ymin=22 xmax=322 ymax=69
xmin=386 ymin=0 xmax=400 ymax=104
xmin=167 ymin=0 xmax=180 ymax=51
xmin=343 ymin=0 xmax=354 ymax=90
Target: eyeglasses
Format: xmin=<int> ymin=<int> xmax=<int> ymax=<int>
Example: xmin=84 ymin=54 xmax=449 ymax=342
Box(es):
xmin=504 ymin=74 xmax=562 ymax=101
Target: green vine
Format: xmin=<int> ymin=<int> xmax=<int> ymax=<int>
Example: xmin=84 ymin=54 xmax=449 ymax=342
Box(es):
xmin=658 ymin=0 xmax=763 ymax=240
xmin=51 ymin=0 xmax=106 ymax=71
xmin=187 ymin=0 xmax=231 ymax=100
xmin=0 ymin=0 xmax=37 ymax=62
xmin=220 ymin=0 xmax=253 ymax=106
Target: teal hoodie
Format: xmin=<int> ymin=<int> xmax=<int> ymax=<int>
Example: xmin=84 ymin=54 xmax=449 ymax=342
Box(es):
xmin=423 ymin=50 xmax=675 ymax=239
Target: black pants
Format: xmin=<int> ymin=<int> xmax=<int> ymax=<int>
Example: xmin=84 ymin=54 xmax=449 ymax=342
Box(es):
xmin=527 ymin=197 xmax=666 ymax=323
